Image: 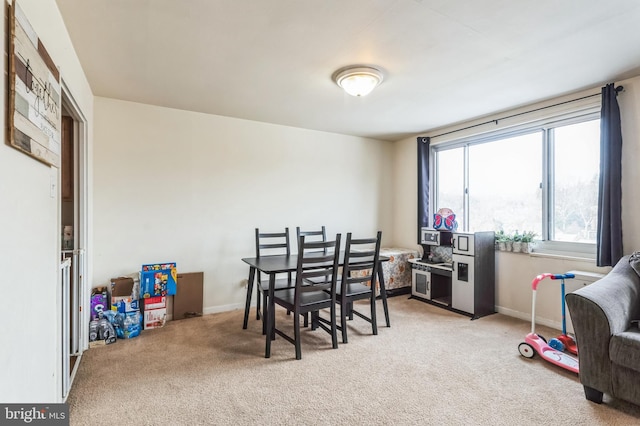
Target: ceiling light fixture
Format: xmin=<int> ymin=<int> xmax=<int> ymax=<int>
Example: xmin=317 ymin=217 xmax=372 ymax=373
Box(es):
xmin=333 ymin=66 xmax=384 ymax=97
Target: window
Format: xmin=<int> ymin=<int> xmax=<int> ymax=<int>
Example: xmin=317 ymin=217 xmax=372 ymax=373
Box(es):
xmin=468 ymin=132 xmax=542 ymax=236
xmin=435 ymin=148 xmax=464 ymax=222
xmin=432 ymin=113 xmax=600 ymax=256
xmin=550 ymin=120 xmax=600 ymax=244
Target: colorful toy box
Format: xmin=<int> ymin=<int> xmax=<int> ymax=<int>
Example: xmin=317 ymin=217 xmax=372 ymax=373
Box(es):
xmin=141 ymin=262 xmax=177 ymax=298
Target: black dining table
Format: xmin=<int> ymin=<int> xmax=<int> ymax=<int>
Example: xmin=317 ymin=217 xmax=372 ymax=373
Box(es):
xmin=242 ymin=251 xmax=390 ymax=358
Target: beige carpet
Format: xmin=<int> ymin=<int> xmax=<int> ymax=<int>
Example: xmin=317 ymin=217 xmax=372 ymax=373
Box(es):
xmin=67 ymin=296 xmax=640 ymax=425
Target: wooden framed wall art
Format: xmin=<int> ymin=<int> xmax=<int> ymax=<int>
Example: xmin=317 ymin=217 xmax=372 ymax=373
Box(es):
xmin=7 ymin=1 xmax=61 ymax=167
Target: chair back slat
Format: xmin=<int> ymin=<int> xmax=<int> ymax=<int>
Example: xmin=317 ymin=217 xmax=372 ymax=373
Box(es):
xmin=348 ymin=250 xmax=376 ymax=258
xmin=341 ymin=231 xmax=382 ymax=290
xmin=255 ymin=227 xmax=290 ymax=258
xmin=258 ymin=242 xmax=288 ymax=250
xmin=295 ymin=234 xmax=341 ymax=304
xmin=347 ymin=262 xmax=376 ymax=272
xmin=348 ymin=275 xmax=375 ymax=285
xmin=296 ymin=226 xmax=327 ymax=247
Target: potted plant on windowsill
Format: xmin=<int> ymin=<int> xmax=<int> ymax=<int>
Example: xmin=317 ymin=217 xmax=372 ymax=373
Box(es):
xmin=495 ymin=230 xmax=507 ymax=251
xmin=503 ymin=232 xmax=513 ymax=252
xmin=511 ymin=230 xmax=523 ymax=253
xmin=521 ymin=231 xmax=537 ymax=253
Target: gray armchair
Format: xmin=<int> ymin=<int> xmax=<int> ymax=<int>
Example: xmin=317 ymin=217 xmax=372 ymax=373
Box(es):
xmin=565 ymin=255 xmax=640 ymax=406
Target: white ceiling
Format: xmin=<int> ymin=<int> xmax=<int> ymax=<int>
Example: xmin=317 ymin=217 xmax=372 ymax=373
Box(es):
xmin=55 ymin=0 xmax=640 ymax=141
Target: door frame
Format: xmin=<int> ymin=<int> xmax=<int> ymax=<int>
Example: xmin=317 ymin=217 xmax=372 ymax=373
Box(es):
xmin=59 ymin=79 xmax=90 ymax=401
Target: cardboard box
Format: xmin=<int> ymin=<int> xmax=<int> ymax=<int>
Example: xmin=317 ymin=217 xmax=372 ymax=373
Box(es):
xmin=90 ymin=286 xmax=109 ymax=320
xmin=89 ymin=339 xmax=108 ymax=349
xmin=111 ymin=296 xmax=139 ymax=313
xmin=174 ymin=272 xmax=204 ymax=320
xmin=143 ymin=296 xmax=166 ymax=310
xmin=141 ymin=263 xmax=177 ymax=298
xmin=141 ymin=296 xmax=167 ymax=329
xmin=143 ymin=308 xmax=167 ymax=330
xmin=110 ymin=276 xmax=134 ymax=298
xmin=108 ymin=275 xmax=142 ymax=338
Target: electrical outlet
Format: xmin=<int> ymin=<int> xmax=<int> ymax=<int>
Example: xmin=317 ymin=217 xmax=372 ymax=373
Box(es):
xmin=241 ymin=279 xmax=248 ymax=288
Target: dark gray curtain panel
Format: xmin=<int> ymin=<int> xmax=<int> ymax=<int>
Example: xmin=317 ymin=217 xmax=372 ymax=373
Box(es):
xmin=597 ymin=83 xmax=623 ymax=266
xmin=417 ymin=137 xmax=430 ymax=243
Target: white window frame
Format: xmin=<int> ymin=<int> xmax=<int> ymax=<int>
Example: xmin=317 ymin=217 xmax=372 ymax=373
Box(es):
xmin=430 ymin=104 xmax=601 ymax=260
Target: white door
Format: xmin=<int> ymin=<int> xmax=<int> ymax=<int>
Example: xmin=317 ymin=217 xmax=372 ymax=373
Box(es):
xmin=452 ymin=254 xmax=474 ymax=314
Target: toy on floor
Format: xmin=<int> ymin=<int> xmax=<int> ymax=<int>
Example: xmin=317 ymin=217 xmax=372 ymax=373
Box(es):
xmin=518 ymin=272 xmax=578 ymax=374
xmin=547 ymin=274 xmax=578 ymax=355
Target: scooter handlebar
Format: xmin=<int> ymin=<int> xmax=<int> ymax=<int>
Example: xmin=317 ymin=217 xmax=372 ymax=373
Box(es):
xmin=551 ymin=273 xmax=575 ymax=280
xmin=531 ymin=272 xmax=575 ymax=290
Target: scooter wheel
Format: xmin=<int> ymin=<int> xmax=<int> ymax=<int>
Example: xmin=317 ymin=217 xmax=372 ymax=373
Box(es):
xmin=518 ymin=342 xmax=535 ymax=358
xmin=549 ymin=338 xmax=565 ymax=352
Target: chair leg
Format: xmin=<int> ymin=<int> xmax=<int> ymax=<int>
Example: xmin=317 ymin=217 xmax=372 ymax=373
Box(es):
xmin=348 ymin=301 xmax=354 ymax=320
xmin=341 ymin=302 xmax=348 ymax=344
xmin=330 ymin=302 xmax=338 ymax=349
xmin=261 ymin=291 xmax=268 ymax=335
xmin=377 ymin=269 xmax=391 ymax=327
xmin=370 ymin=293 xmax=378 ymax=336
xmin=242 ymin=270 xmax=255 ymax=330
xmin=255 ymin=287 xmax=261 ymax=320
xmin=303 ymin=312 xmax=309 ymax=327
xmin=294 ymin=311 xmax=302 ymax=360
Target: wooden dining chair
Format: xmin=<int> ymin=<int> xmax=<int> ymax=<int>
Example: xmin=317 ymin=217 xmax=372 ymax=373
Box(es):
xmin=296 ymin=226 xmax=326 ymax=245
xmin=270 ymin=234 xmax=341 ymax=360
xmin=335 ymin=231 xmax=382 ymax=343
xmin=244 ymin=228 xmax=295 ymax=335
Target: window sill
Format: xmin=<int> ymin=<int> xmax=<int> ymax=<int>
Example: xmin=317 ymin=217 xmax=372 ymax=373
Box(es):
xmin=530 ymin=251 xmax=595 ymax=263
xmin=495 ymin=248 xmax=596 ymax=263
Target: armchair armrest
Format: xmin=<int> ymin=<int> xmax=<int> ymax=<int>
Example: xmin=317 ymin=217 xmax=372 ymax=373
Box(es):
xmin=565 ymin=256 xmax=640 ymax=396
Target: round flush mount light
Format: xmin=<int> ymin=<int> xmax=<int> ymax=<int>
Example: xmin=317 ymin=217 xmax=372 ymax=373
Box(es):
xmin=333 ymin=65 xmax=384 ymax=97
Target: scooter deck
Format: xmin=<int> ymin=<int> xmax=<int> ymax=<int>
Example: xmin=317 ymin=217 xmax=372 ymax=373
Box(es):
xmin=540 ymin=346 xmax=579 ymax=373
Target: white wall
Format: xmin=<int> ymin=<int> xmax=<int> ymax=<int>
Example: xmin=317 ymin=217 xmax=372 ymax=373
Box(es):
xmin=392 ymin=75 xmax=640 ymax=329
xmin=92 ymin=97 xmax=393 ymax=312
xmin=0 ymin=0 xmax=93 ymax=403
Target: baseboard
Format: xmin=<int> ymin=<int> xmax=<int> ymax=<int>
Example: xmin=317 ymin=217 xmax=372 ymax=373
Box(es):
xmin=496 ymin=305 xmax=563 ymax=331
xmin=384 ymin=287 xmax=411 ymax=297
xmin=203 ymin=302 xmax=245 ymax=315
